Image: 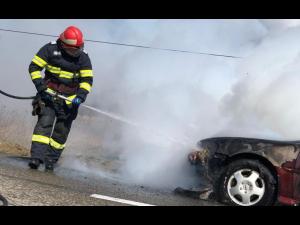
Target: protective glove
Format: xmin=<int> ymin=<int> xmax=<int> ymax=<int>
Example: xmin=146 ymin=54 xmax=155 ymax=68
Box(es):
xmin=72 ymin=97 xmax=82 ymax=107
xmin=39 ymin=91 xmax=53 ymax=102
xmin=32 ymin=95 xmax=45 ymax=116
xmin=35 ymin=81 xmax=47 ymax=93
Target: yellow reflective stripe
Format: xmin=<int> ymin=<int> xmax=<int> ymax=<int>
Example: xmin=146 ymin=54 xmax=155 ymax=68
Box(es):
xmin=61 ymin=71 xmax=73 ymax=75
xmin=59 ymin=71 xmax=74 ymax=79
xmin=46 ymin=65 xmax=61 ymax=74
xmin=32 ymin=55 xmax=47 ymax=67
xmin=59 ymin=75 xmax=72 ymax=79
xmin=65 ymin=94 xmax=77 ymax=105
xmin=46 ymin=65 xmax=75 ymax=79
xmin=32 ymin=135 xmax=65 ymax=150
xmin=32 ymin=135 xmax=50 ymax=145
xmin=30 ymin=71 xmax=42 ymax=80
xmin=32 ymin=59 xmax=44 ymax=67
xmin=80 ymin=70 xmax=93 ymax=78
xmin=49 ymin=138 xmax=65 ymax=150
xmin=46 ymin=88 xmax=56 ymax=95
xmin=79 ymin=82 xmax=92 ymax=92
xmin=35 ymin=55 xmax=47 ymax=66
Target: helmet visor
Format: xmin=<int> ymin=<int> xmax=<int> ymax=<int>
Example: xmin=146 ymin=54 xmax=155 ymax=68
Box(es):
xmin=61 ymin=42 xmax=83 ymax=57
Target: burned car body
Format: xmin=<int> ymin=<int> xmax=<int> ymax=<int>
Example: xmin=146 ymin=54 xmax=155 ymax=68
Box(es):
xmin=189 ymin=137 xmax=300 ymax=206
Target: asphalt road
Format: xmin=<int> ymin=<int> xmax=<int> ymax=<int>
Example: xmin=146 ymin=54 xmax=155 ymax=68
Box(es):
xmin=0 ymin=152 xmax=222 ymax=206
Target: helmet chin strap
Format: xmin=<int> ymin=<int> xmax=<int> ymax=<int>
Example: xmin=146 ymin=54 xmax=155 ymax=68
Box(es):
xmin=64 ymin=48 xmax=81 ymax=57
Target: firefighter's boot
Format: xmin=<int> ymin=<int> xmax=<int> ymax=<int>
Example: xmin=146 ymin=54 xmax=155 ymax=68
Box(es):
xmin=45 ymin=158 xmax=55 ymax=172
xmin=28 ymin=158 xmax=41 ymax=169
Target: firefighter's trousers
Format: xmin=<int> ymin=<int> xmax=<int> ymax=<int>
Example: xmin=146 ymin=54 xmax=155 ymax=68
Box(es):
xmin=30 ymin=98 xmax=78 ymax=164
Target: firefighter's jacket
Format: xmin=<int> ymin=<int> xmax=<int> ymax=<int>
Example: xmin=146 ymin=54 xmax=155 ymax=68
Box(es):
xmin=29 ymin=40 xmax=93 ymax=103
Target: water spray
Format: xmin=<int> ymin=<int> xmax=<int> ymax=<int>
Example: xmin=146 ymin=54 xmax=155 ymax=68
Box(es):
xmin=45 ymin=89 xmax=190 ymax=147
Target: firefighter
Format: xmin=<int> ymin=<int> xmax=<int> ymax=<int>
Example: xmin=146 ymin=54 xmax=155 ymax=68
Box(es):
xmin=28 ymin=26 xmax=93 ymax=171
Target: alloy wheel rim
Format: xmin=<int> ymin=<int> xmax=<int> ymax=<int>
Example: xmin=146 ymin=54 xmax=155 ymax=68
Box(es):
xmin=227 ymin=169 xmax=265 ymax=206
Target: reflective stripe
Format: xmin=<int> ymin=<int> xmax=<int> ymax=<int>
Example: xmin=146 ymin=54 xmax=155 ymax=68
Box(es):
xmin=80 ymin=82 xmax=92 ymax=92
xmin=65 ymin=94 xmax=77 ymax=105
xmin=46 ymin=88 xmax=56 ymax=95
xmin=30 ymin=71 xmax=42 ymax=80
xmin=59 ymin=71 xmax=74 ymax=79
xmin=46 ymin=65 xmax=61 ymax=74
xmin=63 ymin=39 xmax=77 ymax=45
xmin=46 ymin=64 xmax=75 ymax=79
xmin=32 ymin=135 xmax=50 ymax=145
xmin=80 ymin=70 xmax=93 ymax=78
xmin=49 ymin=138 xmax=65 ymax=150
xmin=32 ymin=55 xmax=47 ymax=67
xmin=32 ymin=59 xmax=44 ymax=68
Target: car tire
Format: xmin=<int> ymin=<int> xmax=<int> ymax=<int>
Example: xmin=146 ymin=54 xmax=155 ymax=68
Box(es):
xmin=0 ymin=194 xmax=8 ymax=206
xmin=216 ymin=159 xmax=277 ymax=206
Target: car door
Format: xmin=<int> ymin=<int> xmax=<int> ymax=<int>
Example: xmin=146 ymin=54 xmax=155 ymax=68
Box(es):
xmin=294 ymin=152 xmax=300 ymax=201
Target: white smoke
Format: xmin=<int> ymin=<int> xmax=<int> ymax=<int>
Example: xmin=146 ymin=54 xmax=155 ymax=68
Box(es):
xmin=92 ymin=19 xmax=268 ymax=188
xmin=1 ymin=19 xmax=300 ymax=189
xmin=221 ymin=20 xmax=300 ymax=140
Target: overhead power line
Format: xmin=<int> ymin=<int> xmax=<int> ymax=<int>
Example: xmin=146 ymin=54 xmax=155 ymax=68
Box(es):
xmin=0 ymin=28 xmax=242 ymax=59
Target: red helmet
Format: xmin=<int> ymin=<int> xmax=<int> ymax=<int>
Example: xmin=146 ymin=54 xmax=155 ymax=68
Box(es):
xmin=59 ymin=26 xmax=84 ymax=48
xmin=59 ymin=26 xmax=84 ymax=57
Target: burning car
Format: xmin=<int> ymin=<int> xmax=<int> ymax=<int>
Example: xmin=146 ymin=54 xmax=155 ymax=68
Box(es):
xmin=188 ymin=137 xmax=300 ymax=206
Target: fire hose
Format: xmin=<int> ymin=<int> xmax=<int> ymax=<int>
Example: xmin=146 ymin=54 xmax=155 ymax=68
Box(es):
xmin=0 ymin=89 xmax=35 ymax=100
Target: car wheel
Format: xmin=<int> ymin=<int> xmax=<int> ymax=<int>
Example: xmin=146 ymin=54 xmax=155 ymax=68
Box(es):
xmin=216 ymin=159 xmax=277 ymax=206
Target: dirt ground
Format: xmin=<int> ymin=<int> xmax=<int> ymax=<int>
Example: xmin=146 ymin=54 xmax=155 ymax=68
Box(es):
xmin=0 ymin=140 xmax=29 ymax=156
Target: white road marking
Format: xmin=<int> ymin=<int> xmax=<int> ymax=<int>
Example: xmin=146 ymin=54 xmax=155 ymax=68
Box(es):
xmin=90 ymin=194 xmax=156 ymax=206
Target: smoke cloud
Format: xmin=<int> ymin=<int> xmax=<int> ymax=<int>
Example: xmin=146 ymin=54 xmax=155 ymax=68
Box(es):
xmin=1 ymin=19 xmax=300 ymax=189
